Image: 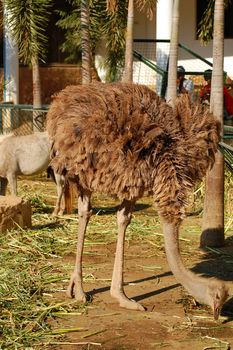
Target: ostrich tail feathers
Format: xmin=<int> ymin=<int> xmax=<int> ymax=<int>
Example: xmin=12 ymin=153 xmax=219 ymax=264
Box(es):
xmin=174 ymin=95 xmax=221 ymax=181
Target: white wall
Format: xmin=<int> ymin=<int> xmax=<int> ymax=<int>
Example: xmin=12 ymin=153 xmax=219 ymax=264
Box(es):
xmin=133 ymin=8 xmax=157 ymax=88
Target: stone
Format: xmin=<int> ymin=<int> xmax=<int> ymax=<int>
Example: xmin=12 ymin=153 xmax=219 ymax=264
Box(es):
xmin=0 ymin=195 xmax=32 ymax=233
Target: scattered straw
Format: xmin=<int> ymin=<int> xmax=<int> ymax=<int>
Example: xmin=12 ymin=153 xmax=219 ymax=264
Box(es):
xmin=82 ymin=329 xmax=107 ymax=338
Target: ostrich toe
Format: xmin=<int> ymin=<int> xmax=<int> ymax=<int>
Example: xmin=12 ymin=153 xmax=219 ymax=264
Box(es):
xmin=66 ymin=275 xmax=87 ymax=303
xmin=111 ymin=290 xmax=145 ymax=311
xmin=119 ymin=298 xmax=145 ymax=311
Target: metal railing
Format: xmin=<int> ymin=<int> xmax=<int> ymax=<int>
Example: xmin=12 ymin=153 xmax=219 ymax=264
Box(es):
xmin=224 ymin=125 xmax=233 ymax=139
xmin=219 ymin=132 xmax=233 ymax=172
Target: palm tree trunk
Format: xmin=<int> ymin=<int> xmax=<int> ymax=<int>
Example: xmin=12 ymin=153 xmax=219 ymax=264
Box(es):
xmin=32 ymin=55 xmax=42 ymax=108
xmin=201 ymin=0 xmax=225 ymax=248
xmin=32 ymin=54 xmax=42 ymax=132
xmin=81 ymin=0 xmax=92 ymax=84
xmin=122 ymin=0 xmax=134 ymax=83
xmin=166 ymin=0 xmax=180 ymax=106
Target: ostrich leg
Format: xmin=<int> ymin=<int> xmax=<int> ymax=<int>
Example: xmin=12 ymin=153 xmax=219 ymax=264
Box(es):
xmin=110 ymin=199 xmax=145 ymax=311
xmin=163 ymin=219 xmax=228 ymax=319
xmin=67 ymin=192 xmax=92 ymax=302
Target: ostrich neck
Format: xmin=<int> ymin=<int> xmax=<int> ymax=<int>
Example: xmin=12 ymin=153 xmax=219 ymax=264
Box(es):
xmin=163 ymin=221 xmax=209 ymax=305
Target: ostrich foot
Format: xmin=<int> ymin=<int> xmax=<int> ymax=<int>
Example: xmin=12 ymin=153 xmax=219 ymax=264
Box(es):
xmin=66 ymin=275 xmax=87 ymax=303
xmin=110 ymin=290 xmax=145 ymax=311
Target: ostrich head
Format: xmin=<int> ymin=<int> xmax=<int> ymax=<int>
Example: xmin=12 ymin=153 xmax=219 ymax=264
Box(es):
xmin=207 ymin=281 xmax=229 ymax=320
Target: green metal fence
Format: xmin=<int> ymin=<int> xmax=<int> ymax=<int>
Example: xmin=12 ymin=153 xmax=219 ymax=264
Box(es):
xmin=0 ymin=104 xmax=48 ymax=135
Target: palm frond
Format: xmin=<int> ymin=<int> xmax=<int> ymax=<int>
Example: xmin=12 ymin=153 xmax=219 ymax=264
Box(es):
xmin=4 ymin=0 xmax=53 ymax=65
xmin=135 ymin=0 xmax=157 ymax=20
xmin=197 ymin=0 xmax=231 ymax=45
xmin=56 ymin=0 xmax=127 ymax=80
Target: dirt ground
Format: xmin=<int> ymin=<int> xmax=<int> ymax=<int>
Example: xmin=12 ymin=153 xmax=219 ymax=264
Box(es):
xmin=50 ymin=224 xmax=233 ymax=349
xmin=18 ymin=177 xmax=233 ymax=350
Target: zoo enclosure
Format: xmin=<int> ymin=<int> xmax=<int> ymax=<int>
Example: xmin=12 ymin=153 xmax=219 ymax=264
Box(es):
xmin=0 ymin=103 xmax=48 ymax=135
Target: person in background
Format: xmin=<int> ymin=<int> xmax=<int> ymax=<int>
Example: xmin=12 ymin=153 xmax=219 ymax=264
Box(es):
xmin=199 ymin=69 xmax=212 ymax=103
xmin=177 ymin=65 xmax=194 ymax=100
xmin=200 ymin=69 xmax=233 ymax=120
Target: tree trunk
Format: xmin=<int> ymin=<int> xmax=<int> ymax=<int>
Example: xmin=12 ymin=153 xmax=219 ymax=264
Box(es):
xmin=166 ymin=0 xmax=180 ymax=106
xmin=122 ymin=0 xmax=134 ymax=83
xmin=32 ymin=55 xmax=42 ymax=132
xmin=201 ymin=0 xmax=225 ymax=248
xmin=81 ymin=0 xmax=92 ymax=84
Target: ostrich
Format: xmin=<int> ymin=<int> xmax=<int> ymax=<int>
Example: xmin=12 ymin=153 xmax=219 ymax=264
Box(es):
xmin=46 ymin=83 xmax=228 ymax=320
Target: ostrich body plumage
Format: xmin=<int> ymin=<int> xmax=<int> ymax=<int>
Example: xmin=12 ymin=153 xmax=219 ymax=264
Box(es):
xmin=47 ymin=83 xmax=219 ymax=222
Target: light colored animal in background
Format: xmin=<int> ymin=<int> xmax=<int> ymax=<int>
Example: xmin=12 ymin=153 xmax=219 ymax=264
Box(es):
xmin=0 ymin=131 xmax=66 ymax=215
xmin=47 ymin=82 xmax=228 ymax=320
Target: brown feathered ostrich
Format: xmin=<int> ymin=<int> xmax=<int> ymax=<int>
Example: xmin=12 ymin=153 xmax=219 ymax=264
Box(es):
xmin=46 ymin=83 xmax=228 ymax=319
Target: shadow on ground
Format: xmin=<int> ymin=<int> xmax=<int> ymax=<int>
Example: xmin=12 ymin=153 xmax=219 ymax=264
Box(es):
xmin=86 ymin=238 xmax=233 ymax=320
xmin=190 ymin=237 xmax=233 ymax=321
xmin=191 ymin=236 xmax=233 ymax=281
xmin=33 ymin=221 xmax=64 ymax=230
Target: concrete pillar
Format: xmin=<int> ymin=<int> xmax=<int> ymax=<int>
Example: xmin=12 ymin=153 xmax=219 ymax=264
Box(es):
xmin=2 ymin=5 xmax=19 ymax=134
xmin=156 ymin=0 xmax=173 ymax=95
xmin=3 ymin=5 xmax=19 ymax=104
